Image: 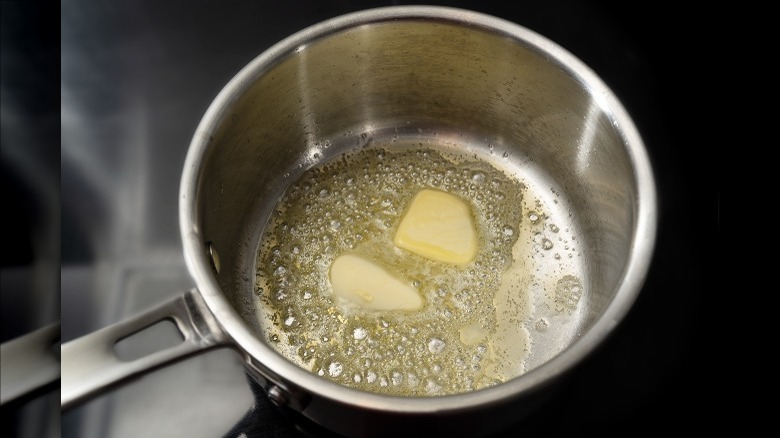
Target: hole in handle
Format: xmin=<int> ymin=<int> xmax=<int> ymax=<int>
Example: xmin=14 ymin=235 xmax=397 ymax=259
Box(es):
xmin=113 ymin=319 xmax=183 ymax=362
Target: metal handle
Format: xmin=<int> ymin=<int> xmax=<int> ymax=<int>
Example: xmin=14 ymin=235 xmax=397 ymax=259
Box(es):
xmin=61 ymin=288 xmax=229 ymax=410
xmin=0 ymin=322 xmax=61 ymax=406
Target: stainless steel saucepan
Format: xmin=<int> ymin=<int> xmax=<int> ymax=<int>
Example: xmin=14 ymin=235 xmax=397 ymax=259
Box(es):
xmin=60 ymin=6 xmax=657 ymax=437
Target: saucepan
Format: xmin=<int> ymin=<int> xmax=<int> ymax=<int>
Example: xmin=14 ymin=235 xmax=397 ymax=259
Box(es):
xmin=60 ymin=6 xmax=657 ymax=437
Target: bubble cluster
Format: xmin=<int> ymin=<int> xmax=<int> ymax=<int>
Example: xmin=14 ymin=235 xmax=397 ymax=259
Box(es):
xmin=255 ymin=144 xmax=526 ymax=396
xmin=554 ymin=275 xmax=584 ymax=313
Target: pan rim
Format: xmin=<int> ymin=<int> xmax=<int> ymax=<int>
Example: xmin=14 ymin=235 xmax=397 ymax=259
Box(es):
xmin=179 ymin=4 xmax=658 ymax=414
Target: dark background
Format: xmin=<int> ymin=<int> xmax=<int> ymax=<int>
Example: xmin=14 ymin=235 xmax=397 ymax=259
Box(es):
xmin=2 ymin=0 xmax=715 ymax=436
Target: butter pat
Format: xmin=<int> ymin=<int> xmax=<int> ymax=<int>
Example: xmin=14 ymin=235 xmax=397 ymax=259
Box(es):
xmin=329 ymin=254 xmax=423 ymax=311
xmin=393 ymin=189 xmax=477 ymax=265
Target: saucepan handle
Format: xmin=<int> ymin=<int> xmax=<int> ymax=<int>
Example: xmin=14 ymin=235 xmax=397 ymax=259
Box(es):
xmin=0 ymin=322 xmax=61 ymax=406
xmin=61 ymin=288 xmax=229 ymax=409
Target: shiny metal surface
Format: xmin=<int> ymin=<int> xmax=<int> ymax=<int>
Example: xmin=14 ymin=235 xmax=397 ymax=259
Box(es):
xmin=59 ymin=6 xmax=658 ymax=433
xmin=54 ymin=1 xmax=713 ymax=437
xmin=59 ymin=5 xmax=659 ymax=429
xmin=176 ymin=6 xmax=656 ymax=436
xmin=61 ymin=290 xmax=227 ymax=409
xmin=0 ymin=323 xmax=60 ymax=406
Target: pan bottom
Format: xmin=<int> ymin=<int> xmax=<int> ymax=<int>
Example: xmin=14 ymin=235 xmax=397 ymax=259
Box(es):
xmin=246 ymin=129 xmax=590 ymax=396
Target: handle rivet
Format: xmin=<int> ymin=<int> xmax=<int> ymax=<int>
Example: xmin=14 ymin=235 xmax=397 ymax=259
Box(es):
xmin=267 ymin=385 xmax=288 ymax=407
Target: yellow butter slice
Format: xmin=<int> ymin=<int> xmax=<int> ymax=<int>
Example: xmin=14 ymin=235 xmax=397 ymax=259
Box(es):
xmin=329 ymin=254 xmax=423 ymax=311
xmin=393 ymin=189 xmax=477 ymax=265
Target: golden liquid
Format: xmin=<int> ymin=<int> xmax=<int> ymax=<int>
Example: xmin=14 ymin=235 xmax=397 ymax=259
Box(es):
xmin=254 ymin=144 xmax=530 ymax=396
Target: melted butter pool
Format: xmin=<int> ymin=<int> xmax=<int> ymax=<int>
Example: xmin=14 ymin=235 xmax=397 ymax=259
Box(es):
xmin=253 ymin=140 xmax=586 ymax=396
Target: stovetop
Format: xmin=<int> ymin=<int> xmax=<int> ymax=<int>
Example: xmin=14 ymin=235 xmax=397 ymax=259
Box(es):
xmin=3 ymin=1 xmax=714 ymax=437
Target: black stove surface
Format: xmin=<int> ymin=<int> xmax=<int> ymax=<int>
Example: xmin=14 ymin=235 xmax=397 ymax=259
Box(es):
xmin=4 ymin=1 xmax=714 ymax=437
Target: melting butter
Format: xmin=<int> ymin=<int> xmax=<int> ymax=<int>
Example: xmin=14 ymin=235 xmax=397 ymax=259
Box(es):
xmin=329 ymin=253 xmax=423 ymax=311
xmin=254 ymin=145 xmax=531 ymax=396
xmin=393 ymin=189 xmax=477 ymax=265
